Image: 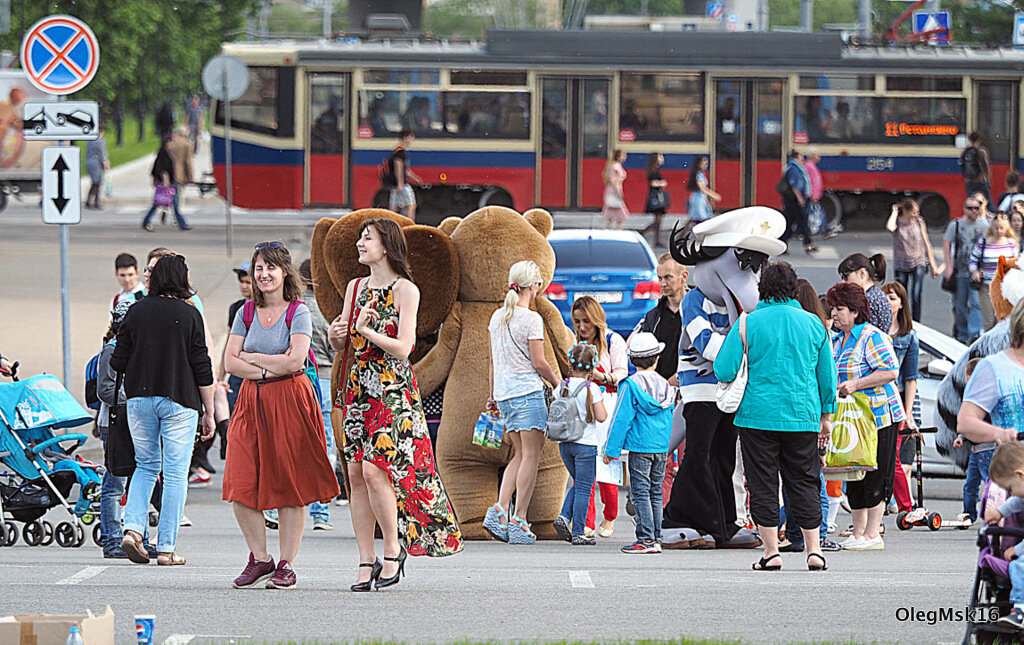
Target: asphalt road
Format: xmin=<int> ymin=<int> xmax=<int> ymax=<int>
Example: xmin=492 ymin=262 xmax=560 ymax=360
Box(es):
xmin=0 ymin=197 xmax=974 ymax=644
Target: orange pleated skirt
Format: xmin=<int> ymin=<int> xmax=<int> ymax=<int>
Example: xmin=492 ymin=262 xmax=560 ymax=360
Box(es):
xmin=222 ymin=373 xmax=340 ymax=510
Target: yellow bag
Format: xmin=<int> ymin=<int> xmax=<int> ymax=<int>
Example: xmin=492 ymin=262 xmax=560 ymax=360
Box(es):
xmin=824 ymin=393 xmax=878 ymax=480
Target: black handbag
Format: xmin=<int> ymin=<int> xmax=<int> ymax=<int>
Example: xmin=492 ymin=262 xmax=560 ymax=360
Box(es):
xmin=646 ymin=188 xmax=670 ymax=212
xmin=105 ymin=372 xmax=136 ymax=477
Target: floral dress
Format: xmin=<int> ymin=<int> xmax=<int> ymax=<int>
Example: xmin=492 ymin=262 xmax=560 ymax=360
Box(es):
xmin=340 ymin=279 xmax=462 ymax=557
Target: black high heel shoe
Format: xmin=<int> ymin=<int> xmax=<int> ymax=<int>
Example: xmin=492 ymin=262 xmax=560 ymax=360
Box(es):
xmin=375 ymin=546 xmax=407 ymax=590
xmin=350 ymin=558 xmax=382 ymax=592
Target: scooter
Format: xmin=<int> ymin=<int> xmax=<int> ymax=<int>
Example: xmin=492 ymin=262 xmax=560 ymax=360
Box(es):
xmin=896 ymin=426 xmax=972 ymax=531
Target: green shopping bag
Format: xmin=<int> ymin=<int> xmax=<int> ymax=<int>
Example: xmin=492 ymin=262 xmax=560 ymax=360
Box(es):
xmin=824 ymin=393 xmax=878 ymax=481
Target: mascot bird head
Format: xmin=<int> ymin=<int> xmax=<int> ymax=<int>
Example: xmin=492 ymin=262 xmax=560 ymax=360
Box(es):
xmin=669 ymin=206 xmax=788 ymax=324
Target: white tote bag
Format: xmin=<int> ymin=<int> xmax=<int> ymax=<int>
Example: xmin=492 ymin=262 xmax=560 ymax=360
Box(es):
xmin=715 ymin=313 xmax=748 ymax=413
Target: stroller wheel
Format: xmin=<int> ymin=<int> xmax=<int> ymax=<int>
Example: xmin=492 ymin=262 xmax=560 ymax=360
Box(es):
xmin=92 ymin=523 xmax=102 ymax=547
xmin=81 ymin=512 xmax=94 ymax=525
xmin=41 ymin=521 xmax=54 ymax=546
xmin=3 ymin=521 xmax=17 ymax=546
xmin=74 ymin=523 xmax=85 ymax=547
xmin=55 ymin=522 xmax=76 ymax=548
xmin=22 ymin=521 xmax=43 ymax=546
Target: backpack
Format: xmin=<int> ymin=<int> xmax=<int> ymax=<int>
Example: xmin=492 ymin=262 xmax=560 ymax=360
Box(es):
xmin=241 ymin=300 xmax=322 ymax=407
xmin=84 ymin=350 xmax=101 ymax=411
xmin=377 ymin=146 xmax=402 ymax=187
xmin=545 ymin=379 xmax=589 ymax=443
xmin=775 ymin=175 xmax=790 ymax=195
xmin=960 ymin=146 xmax=982 ymax=180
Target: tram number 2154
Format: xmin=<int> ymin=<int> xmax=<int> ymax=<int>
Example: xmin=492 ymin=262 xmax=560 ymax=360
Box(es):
xmin=866 ymin=157 xmax=895 ymax=172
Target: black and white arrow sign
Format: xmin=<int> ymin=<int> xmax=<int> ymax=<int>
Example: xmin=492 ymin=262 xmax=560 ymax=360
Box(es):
xmin=42 ymin=147 xmax=81 ymax=225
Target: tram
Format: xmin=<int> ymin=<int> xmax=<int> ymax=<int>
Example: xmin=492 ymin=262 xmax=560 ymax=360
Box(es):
xmin=210 ymin=30 xmax=1024 ymax=227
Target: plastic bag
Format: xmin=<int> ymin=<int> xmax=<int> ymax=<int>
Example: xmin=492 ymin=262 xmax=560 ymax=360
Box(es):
xmin=824 ymin=393 xmax=878 ymax=479
xmin=104 ymin=179 xmax=113 ymax=198
xmin=473 ymin=410 xmax=504 ymax=449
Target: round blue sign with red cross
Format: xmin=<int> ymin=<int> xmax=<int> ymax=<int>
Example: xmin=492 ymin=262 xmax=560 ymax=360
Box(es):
xmin=20 ymin=15 xmax=99 ymax=95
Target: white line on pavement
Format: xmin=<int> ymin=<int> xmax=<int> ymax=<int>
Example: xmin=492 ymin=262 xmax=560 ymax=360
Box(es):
xmin=163 ymin=636 xmax=195 ymax=645
xmin=54 ymin=565 xmax=107 ymax=585
xmin=569 ymin=570 xmax=594 ymax=588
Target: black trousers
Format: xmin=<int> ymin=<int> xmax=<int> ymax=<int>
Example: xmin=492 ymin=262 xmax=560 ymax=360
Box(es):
xmin=780 ymin=196 xmax=811 ymax=246
xmin=663 ymin=401 xmax=739 ymax=543
xmin=847 ymin=423 xmax=899 ymax=509
xmin=739 ymin=427 xmax=821 ymax=531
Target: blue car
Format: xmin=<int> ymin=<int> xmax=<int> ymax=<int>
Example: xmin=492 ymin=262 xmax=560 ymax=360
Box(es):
xmin=545 ymin=229 xmax=661 ymax=337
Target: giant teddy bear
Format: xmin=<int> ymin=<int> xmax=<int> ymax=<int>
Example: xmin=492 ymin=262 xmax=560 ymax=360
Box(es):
xmin=661 ymin=206 xmax=787 ymax=549
xmin=311 ymin=206 xmax=575 ymax=540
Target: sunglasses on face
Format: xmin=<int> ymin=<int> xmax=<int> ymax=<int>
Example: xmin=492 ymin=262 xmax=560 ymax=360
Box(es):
xmin=255 ymin=241 xmax=283 ymax=250
xmin=966 ymin=206 xmax=980 ymax=210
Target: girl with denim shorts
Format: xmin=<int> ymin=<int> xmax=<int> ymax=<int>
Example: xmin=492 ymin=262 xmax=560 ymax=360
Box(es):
xmin=484 ymin=260 xmax=562 ymax=545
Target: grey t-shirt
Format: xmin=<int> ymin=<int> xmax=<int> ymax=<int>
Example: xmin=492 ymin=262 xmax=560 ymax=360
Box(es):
xmin=944 ymin=216 xmax=989 ymax=276
xmin=230 ymin=303 xmax=312 ymax=355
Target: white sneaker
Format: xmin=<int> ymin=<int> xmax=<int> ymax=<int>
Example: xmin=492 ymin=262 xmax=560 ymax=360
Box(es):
xmin=179 ymin=514 xmax=192 ymax=528
xmin=333 ymin=497 xmax=349 ymax=507
xmin=845 ymin=535 xmax=884 ymax=551
xmin=840 ymin=535 xmax=864 ymax=549
xmin=827 ymin=522 xmax=837 ymax=534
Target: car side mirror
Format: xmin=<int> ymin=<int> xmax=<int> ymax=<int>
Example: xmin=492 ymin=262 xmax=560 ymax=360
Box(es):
xmin=927 ymin=358 xmax=953 ymax=378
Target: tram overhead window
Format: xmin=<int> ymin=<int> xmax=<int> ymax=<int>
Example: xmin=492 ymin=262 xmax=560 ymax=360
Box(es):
xmin=619 ymin=73 xmax=704 ymax=142
xmin=798 ymin=75 xmax=874 ymax=91
xmin=886 ymin=76 xmax=962 ymax=92
xmin=793 ymin=95 xmax=965 ymax=145
xmin=358 ymin=89 xmax=530 ymax=139
xmin=450 ymin=70 xmax=528 ymax=86
xmin=362 ymin=69 xmax=440 ymax=85
xmin=213 ymin=66 xmax=294 ymax=137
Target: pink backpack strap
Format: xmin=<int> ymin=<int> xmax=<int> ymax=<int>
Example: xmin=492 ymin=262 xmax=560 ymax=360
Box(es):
xmin=242 ymin=300 xmax=255 ymax=330
xmin=285 ymin=299 xmax=302 ymax=328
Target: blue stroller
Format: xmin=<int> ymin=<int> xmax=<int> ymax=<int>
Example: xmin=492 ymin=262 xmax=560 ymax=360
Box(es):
xmin=0 ymin=373 xmax=104 ymax=547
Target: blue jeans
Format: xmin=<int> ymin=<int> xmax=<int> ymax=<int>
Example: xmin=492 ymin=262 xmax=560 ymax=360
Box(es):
xmin=123 ymin=397 xmax=197 ymax=553
xmin=559 ymin=442 xmax=598 ymax=537
xmin=895 ymin=265 xmax=928 ymax=322
xmin=628 ymin=452 xmax=667 ymax=542
xmin=1010 ymin=557 xmax=1024 ymax=607
xmin=226 ymin=375 xmax=243 ymax=413
xmin=954 ymin=275 xmax=983 ymax=343
xmin=962 ymin=449 xmax=993 ymax=521
xmin=99 ymin=428 xmax=127 ymax=551
xmin=309 ymin=377 xmax=335 ymax=522
xmin=142 ymin=183 xmax=188 ymax=228
xmin=780 ymin=471 xmax=829 ymax=545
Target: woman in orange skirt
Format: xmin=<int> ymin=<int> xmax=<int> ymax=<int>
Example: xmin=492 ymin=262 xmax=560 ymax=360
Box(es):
xmin=222 ymin=241 xmax=339 ymax=590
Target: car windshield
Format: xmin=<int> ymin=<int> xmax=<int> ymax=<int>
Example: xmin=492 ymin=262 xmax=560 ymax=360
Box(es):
xmin=552 ymin=240 xmax=651 ymax=270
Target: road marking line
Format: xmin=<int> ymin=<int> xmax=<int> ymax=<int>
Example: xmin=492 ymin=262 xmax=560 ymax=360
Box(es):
xmin=569 ymin=570 xmax=594 ymax=588
xmin=55 ymin=565 xmax=106 ymax=585
xmin=163 ymin=636 xmax=195 ymax=645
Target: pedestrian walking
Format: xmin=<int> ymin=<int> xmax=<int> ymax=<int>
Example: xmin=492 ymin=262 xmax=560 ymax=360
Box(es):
xmin=602 ymin=149 xmax=629 ymax=230
xmin=970 ymin=214 xmax=1019 ymax=332
xmin=111 ymin=254 xmax=216 ymax=566
xmin=804 ymin=147 xmax=824 ymax=235
xmin=483 ymin=260 xmax=561 ymax=545
xmin=944 ymin=197 xmax=989 ymax=342
xmin=142 ymin=136 xmax=190 ymax=231
xmin=185 ymin=95 xmax=204 ymax=155
xmin=85 ymin=126 xmax=109 ymax=210
xmin=631 ymin=253 xmax=687 ymax=383
xmin=997 ymin=170 xmax=1024 ymax=213
xmin=220 ymin=261 xmax=252 ymax=418
xmin=169 ymin=127 xmax=193 ymax=213
xmin=383 ymin=129 xmax=420 ymax=221
xmin=332 ymin=219 xmax=461 ymax=592
xmin=838 ymin=253 xmax=892 ymax=333
xmin=885 ymin=198 xmax=943 ymax=322
xmin=551 ymin=343 xmax=608 ymax=546
xmin=644 ymin=152 xmax=670 ymax=246
xmin=780 ymin=150 xmax=816 ymax=253
xmin=686 ymin=155 xmax=719 ymax=225
xmin=222 ymin=242 xmax=339 ymax=589
xmin=961 ymin=132 xmax=992 ymax=211
xmin=715 ymin=262 xmax=836 ymax=571
xmin=826 ymin=282 xmax=905 ymax=552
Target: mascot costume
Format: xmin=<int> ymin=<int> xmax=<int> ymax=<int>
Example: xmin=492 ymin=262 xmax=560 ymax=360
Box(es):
xmin=936 ymin=256 xmax=1024 ymax=468
xmin=661 ymin=206 xmax=788 ymax=549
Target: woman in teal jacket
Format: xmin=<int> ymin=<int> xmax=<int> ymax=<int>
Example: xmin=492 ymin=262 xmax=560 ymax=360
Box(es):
xmin=715 ymin=261 xmax=837 ymax=572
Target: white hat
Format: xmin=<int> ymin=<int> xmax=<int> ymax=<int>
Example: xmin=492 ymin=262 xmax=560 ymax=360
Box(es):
xmin=691 ymin=206 xmax=787 ymax=256
xmin=628 ymin=332 xmax=665 ymax=359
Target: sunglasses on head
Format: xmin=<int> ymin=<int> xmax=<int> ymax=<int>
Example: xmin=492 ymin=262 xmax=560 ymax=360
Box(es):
xmin=255 ymin=241 xmax=283 ymax=250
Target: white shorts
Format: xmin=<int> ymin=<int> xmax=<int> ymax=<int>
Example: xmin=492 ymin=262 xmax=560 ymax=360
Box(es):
xmin=389 ymin=184 xmax=416 ymax=210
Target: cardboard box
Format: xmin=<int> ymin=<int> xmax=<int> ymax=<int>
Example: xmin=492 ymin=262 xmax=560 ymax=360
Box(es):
xmin=0 ymin=606 xmax=114 ymax=645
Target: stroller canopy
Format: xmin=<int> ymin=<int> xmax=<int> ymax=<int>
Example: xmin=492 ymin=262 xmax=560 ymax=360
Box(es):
xmin=0 ymin=375 xmax=92 ymax=431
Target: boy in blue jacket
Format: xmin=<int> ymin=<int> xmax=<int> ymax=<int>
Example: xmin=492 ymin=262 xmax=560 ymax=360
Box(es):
xmin=603 ymin=332 xmax=677 ymax=553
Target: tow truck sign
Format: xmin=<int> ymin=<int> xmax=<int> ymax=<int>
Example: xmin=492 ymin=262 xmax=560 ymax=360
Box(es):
xmin=22 ymin=100 xmax=99 ymax=140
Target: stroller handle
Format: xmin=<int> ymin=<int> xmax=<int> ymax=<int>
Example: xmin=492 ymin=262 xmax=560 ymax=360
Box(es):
xmin=30 ymin=433 xmax=88 ymax=455
xmin=898 ymin=426 xmax=937 ymax=436
xmin=981 ymin=525 xmax=1024 ymax=539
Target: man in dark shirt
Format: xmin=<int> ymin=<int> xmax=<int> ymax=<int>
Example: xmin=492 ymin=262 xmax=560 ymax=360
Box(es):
xmin=631 ymin=253 xmax=688 ymax=383
xmin=220 ymin=261 xmax=252 ymax=418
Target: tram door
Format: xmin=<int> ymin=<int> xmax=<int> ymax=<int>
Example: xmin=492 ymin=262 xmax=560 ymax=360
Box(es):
xmin=306 ymin=73 xmax=349 ymax=206
xmin=538 ymin=76 xmax=611 ymax=209
xmin=712 ymin=78 xmax=785 ymax=210
xmin=974 ymin=80 xmax=1018 ymax=196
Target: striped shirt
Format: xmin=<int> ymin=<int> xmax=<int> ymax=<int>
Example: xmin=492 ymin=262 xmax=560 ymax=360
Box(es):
xmin=969 ymin=237 xmax=1019 ymax=283
xmin=832 ymin=323 xmax=906 ymax=428
xmin=678 ymin=289 xmax=732 ymax=402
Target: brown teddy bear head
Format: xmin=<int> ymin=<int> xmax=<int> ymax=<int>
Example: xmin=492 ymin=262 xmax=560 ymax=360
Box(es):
xmin=992 ymin=255 xmax=1024 ymax=322
xmin=444 ymin=206 xmax=555 ymax=303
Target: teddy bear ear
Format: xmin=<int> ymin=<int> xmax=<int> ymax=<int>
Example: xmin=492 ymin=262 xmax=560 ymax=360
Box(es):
xmin=311 ymin=217 xmax=341 ymax=321
xmin=404 ymin=225 xmax=460 ymax=336
xmin=322 ymin=209 xmax=412 ymax=310
xmin=524 ymin=208 xmax=553 ymax=238
xmin=438 ymin=217 xmax=461 ymax=236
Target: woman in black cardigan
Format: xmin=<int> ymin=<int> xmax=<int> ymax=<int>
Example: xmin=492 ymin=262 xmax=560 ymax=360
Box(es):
xmin=111 ymin=254 xmax=216 ymax=565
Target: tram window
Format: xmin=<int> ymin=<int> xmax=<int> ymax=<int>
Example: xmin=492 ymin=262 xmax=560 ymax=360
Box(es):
xmin=799 ymin=75 xmax=874 ymax=91
xmin=450 ymin=70 xmax=528 ymax=86
xmin=214 ymin=66 xmax=294 ymax=137
xmin=359 ymin=89 xmax=530 ymax=139
xmin=363 ymin=69 xmax=440 ymax=85
xmin=886 ymin=76 xmax=962 ymax=92
xmin=619 ymin=73 xmax=704 ymax=142
xmin=794 ymin=95 xmax=965 ymax=145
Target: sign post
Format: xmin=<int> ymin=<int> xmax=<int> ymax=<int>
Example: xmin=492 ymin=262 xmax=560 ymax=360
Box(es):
xmin=202 ymin=55 xmax=249 ymax=257
xmin=21 ymin=14 xmax=98 ymax=390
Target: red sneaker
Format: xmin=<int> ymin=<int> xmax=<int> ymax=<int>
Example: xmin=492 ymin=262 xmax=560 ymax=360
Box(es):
xmin=266 ymin=560 xmax=296 ymax=589
xmin=232 ymin=553 xmax=275 ymax=588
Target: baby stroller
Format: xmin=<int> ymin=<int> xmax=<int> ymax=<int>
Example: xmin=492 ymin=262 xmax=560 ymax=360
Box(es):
xmin=0 ymin=373 xmax=103 ymax=548
xmin=962 ymin=479 xmax=1024 ymax=645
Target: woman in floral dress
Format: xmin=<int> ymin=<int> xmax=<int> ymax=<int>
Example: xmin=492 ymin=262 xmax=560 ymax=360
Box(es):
xmin=329 ymin=218 xmax=461 ymax=592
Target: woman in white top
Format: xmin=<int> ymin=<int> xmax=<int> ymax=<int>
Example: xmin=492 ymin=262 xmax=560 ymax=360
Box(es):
xmin=571 ymin=295 xmax=628 ymax=538
xmin=483 ymin=260 xmax=561 ymax=545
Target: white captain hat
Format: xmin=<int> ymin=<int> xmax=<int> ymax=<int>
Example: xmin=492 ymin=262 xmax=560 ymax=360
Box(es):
xmin=691 ymin=206 xmax=788 ymax=256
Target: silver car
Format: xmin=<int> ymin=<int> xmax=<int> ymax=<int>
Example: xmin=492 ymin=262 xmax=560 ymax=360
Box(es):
xmin=914 ymin=322 xmax=967 ymax=478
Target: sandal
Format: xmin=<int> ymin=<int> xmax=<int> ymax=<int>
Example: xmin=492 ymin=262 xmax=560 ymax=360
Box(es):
xmin=483 ymin=503 xmax=510 ymax=543
xmin=157 ymin=552 xmax=187 ymax=566
xmin=807 ymin=552 xmax=829 ymax=571
xmin=752 ymin=553 xmax=782 ymax=571
xmin=121 ymin=529 xmax=150 ymax=564
xmin=508 ymin=515 xmax=537 ymax=545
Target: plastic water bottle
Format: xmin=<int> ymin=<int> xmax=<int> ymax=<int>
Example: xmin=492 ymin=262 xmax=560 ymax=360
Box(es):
xmin=66 ymin=625 xmax=84 ymax=645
